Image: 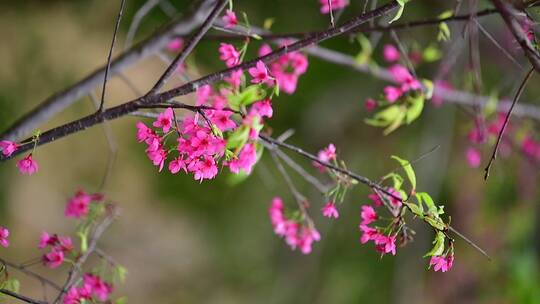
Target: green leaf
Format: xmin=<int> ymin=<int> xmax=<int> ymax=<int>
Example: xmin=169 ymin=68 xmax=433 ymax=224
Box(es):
xmin=424 ymin=231 xmax=445 ymax=257
xmin=227 ymin=85 xmax=266 ymax=110
xmin=422 ymin=79 xmax=434 ymax=100
xmin=384 ymin=109 xmax=406 ymax=135
xmin=389 ymin=0 xmax=411 ymax=24
xmin=226 ymin=126 xmax=249 ymax=150
xmin=78 ymin=228 xmax=89 ymax=253
xmin=365 ymin=105 xmax=401 ymax=127
xmin=405 ymin=95 xmax=424 ymax=124
xmin=405 ymin=202 xmax=424 ymax=218
xmin=483 ymin=91 xmax=499 ymax=117
xmin=382 ymin=172 xmax=404 ymax=190
xmin=391 ymin=155 xmax=416 ymax=190
xmin=113 ymin=266 xmax=128 ymax=284
xmin=355 ymin=34 xmax=373 ymax=64
xmin=115 ymin=297 xmax=128 ymax=304
xmin=423 ymin=45 xmax=442 ymax=62
xmin=416 ymin=192 xmax=436 ymax=214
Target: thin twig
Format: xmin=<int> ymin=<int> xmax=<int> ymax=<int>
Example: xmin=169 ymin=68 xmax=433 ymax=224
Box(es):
xmin=328 ymin=0 xmax=335 ymax=28
xmin=484 ymin=67 xmax=535 ymax=180
xmin=125 ymin=0 xmax=160 ymax=51
xmin=0 ymin=289 xmax=47 ymax=304
xmin=98 ymin=0 xmax=127 ymax=112
xmin=147 ymin=0 xmax=228 ymax=95
xmin=0 ymin=258 xmax=62 ymax=291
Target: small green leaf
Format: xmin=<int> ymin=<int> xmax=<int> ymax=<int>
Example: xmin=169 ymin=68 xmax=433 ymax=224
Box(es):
xmin=227 ymin=85 xmax=266 ymax=110
xmin=389 ymin=0 xmax=411 ymax=23
xmin=355 ymin=34 xmax=373 ymax=64
xmin=384 ymin=109 xmax=406 ymax=135
xmin=226 ymin=126 xmax=249 ymax=150
xmin=484 ymin=91 xmax=499 ymax=117
xmin=115 ymin=297 xmax=128 ymax=304
xmin=416 ymin=192 xmax=436 ymax=214
xmin=405 ymin=202 xmax=423 ymax=218
xmin=405 ymin=95 xmax=424 ymax=124
xmin=391 ymin=155 xmax=416 ymax=190
xmin=424 ymin=231 xmax=445 ymax=257
xmin=365 ymin=105 xmax=401 ymax=127
xmin=114 ymin=266 xmax=128 ymax=284
xmin=422 ymin=79 xmax=434 ymax=100
xmin=423 ymin=45 xmax=442 ymax=62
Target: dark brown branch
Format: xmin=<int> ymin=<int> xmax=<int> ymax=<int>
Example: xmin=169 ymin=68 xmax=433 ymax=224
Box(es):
xmin=148 ymin=0 xmax=228 ymax=95
xmin=0 ymin=0 xmax=217 ymax=141
xmin=0 ymin=0 xmax=400 ymax=161
xmin=98 ymin=0 xmax=127 ymax=112
xmin=492 ymin=0 xmax=540 ymax=73
xmin=484 ymin=67 xmax=535 ymax=180
xmin=0 ymin=289 xmax=47 ymax=304
xmin=0 ymin=258 xmax=62 ymax=291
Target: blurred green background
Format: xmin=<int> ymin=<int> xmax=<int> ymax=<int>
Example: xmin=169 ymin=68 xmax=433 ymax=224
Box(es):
xmin=1 ymin=0 xmax=540 ymax=303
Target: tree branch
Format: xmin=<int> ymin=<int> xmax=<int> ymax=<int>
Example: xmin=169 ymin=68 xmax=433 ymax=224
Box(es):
xmin=0 ymin=289 xmax=47 ymax=304
xmin=0 ymin=0 xmax=400 ymax=161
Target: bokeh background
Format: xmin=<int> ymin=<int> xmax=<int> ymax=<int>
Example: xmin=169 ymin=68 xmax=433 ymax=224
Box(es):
xmin=1 ymin=0 xmax=540 ymax=303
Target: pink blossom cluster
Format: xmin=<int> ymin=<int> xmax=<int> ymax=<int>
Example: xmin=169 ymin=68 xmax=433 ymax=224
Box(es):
xmin=64 ymin=273 xmax=113 ymax=304
xmin=269 ymin=197 xmax=321 ymax=254
xmin=0 ymin=140 xmax=18 ymax=157
xmin=319 ymin=0 xmax=349 ymax=14
xmin=39 ymin=232 xmax=73 ymax=269
xmin=65 ymin=189 xmax=104 ymax=219
xmin=258 ymin=43 xmax=308 ymax=94
xmin=383 ymin=64 xmax=422 ymax=102
xmin=167 ymin=38 xmax=183 ymax=52
xmin=313 ymin=143 xmax=337 ymax=172
xmin=429 ymin=254 xmax=454 ymax=273
xmin=0 ymin=226 xmax=9 ymax=248
xmin=359 ymin=203 xmax=397 ymax=256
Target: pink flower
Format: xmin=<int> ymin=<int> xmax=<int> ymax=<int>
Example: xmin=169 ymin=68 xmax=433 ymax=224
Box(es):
xmin=364 ymin=98 xmax=377 ymax=112
xmin=383 ymin=86 xmax=402 ymax=103
xmin=522 ymin=136 xmax=539 ymax=158
xmin=318 ymin=143 xmax=337 ymax=162
xmin=196 ymin=85 xmax=213 ymax=106
xmin=321 ymin=201 xmax=339 ymax=219
xmin=359 ymin=224 xmax=378 ymax=244
xmin=39 ymin=231 xmax=54 ymax=249
xmin=467 ymin=127 xmax=485 ymax=144
xmin=219 ymin=43 xmax=240 ymax=67
xmin=383 ymin=44 xmax=400 ymax=62
xmin=250 ymin=99 xmax=273 ymax=118
xmin=63 ymin=287 xmax=80 ymax=304
xmin=368 ymin=193 xmax=383 ymax=206
xmin=0 ymin=226 xmax=9 ymax=248
xmin=319 ymin=0 xmax=349 ymax=14
xmin=222 ymin=10 xmax=238 ymax=28
xmin=84 ymin=274 xmax=113 ymax=301
xmin=190 ymin=156 xmax=218 ymax=181
xmin=228 ymin=143 xmax=258 ymax=174
xmin=224 ymin=69 xmax=243 ymax=90
xmin=167 ymin=38 xmax=183 ymax=52
xmin=465 ymin=147 xmax=481 ymax=168
xmin=147 ymin=147 xmax=167 ymax=172
xmin=17 ymin=154 xmax=38 ymax=175
xmin=429 ymin=255 xmax=454 ymax=272
xmin=298 ymin=227 xmax=321 ymax=254
xmin=259 ymin=44 xmax=273 ymax=57
xmin=65 ymin=190 xmax=95 ymax=219
xmin=374 ymin=234 xmax=397 ymax=256
xmin=153 ymin=107 xmax=174 ymax=133
xmin=0 ymin=140 xmax=18 ymax=157
xmin=58 ymin=236 xmax=74 ymax=252
xmin=389 ymin=64 xmax=421 ymax=92
xmin=248 ymin=61 xmax=271 ymax=85
xmin=168 ymin=157 xmax=186 ymax=174
xmin=210 ymin=110 xmax=236 ymax=131
xmin=361 ymin=205 xmax=377 ymax=225
xmin=43 ymin=249 xmax=65 ymax=269
xmin=136 ymin=122 xmax=156 ymax=143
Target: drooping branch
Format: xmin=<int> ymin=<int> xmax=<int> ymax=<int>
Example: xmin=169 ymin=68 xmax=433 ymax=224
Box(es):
xmin=0 ymin=289 xmax=47 ymax=304
xmin=484 ymin=66 xmax=535 ymax=180
xmin=0 ymin=0 xmax=401 ymax=161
